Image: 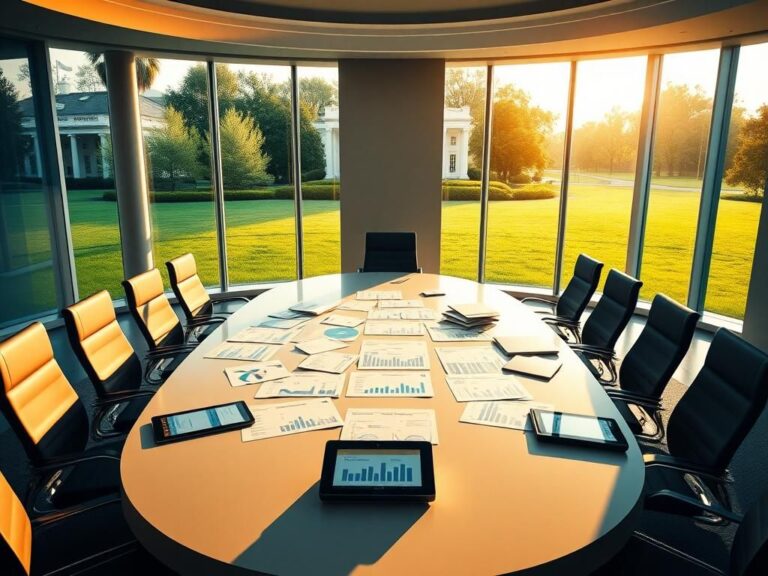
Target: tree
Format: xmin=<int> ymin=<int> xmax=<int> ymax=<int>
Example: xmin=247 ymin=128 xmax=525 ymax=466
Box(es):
xmin=16 ymin=63 xmax=31 ymax=94
xmin=725 ymin=104 xmax=768 ymax=197
xmin=75 ymin=63 xmax=104 ymax=92
xmin=144 ymin=106 xmax=203 ymax=190
xmin=572 ymin=107 xmax=638 ymax=174
xmin=215 ymin=108 xmax=273 ymax=188
xmin=86 ymin=53 xmax=160 ymax=93
xmin=469 ymin=84 xmax=554 ymax=182
xmin=445 ymin=68 xmax=487 ymax=167
xmin=299 ymin=76 xmax=337 ymax=119
xmin=0 ymin=69 xmax=22 ymax=181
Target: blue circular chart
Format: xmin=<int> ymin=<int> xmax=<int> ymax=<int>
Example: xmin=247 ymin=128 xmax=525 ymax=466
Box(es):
xmin=324 ymin=327 xmax=359 ymax=340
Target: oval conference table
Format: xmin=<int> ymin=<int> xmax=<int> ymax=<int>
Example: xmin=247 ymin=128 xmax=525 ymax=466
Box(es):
xmin=121 ymin=273 xmax=645 ymax=576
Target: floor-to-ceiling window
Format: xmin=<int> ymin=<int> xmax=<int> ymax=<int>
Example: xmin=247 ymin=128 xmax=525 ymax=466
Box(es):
xmin=299 ymin=65 xmax=340 ymax=278
xmin=485 ymin=62 xmax=571 ymax=288
xmin=641 ymin=49 xmax=720 ymax=305
xmin=49 ymin=47 xmax=122 ymax=299
xmin=141 ymin=57 xmax=219 ymax=288
xmin=706 ymin=42 xmax=768 ymax=319
xmin=562 ymin=56 xmax=647 ymax=290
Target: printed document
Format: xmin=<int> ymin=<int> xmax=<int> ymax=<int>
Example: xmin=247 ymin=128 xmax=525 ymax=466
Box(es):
xmin=341 ymin=408 xmax=439 ymax=444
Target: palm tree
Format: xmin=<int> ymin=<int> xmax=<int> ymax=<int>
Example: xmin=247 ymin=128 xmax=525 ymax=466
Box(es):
xmin=86 ymin=53 xmax=160 ymax=93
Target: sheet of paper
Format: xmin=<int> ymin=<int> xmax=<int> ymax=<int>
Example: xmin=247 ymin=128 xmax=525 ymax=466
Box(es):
xmin=298 ymin=352 xmax=358 ymax=374
xmin=204 ymin=342 xmax=279 ymax=362
xmin=367 ymin=308 xmax=437 ymax=320
xmin=253 ymin=372 xmax=345 ymax=398
xmin=321 ymin=314 xmax=365 ymax=328
xmin=259 ymin=317 xmax=308 ymax=329
xmin=364 ymin=321 xmax=425 ymax=336
xmin=289 ymin=298 xmax=342 ymax=316
xmin=241 ymin=399 xmax=343 ymax=442
xmin=295 ymin=338 xmax=348 ymax=355
xmin=435 ymin=346 xmax=507 ymax=375
xmin=224 ymin=361 xmax=290 ymax=387
xmin=426 ymin=323 xmax=494 ymax=342
xmin=445 ymin=375 xmax=533 ymax=402
xmin=356 ymin=290 xmax=403 ymax=300
xmin=337 ymin=300 xmax=377 ymax=312
xmin=347 ymin=371 xmax=434 ymax=397
xmin=358 ymin=340 xmax=431 ymax=370
xmin=378 ymin=299 xmax=424 ymax=309
xmin=341 ymin=408 xmax=439 ymax=444
xmin=268 ymin=309 xmax=306 ymax=320
xmin=228 ymin=327 xmax=296 ymax=345
xmin=291 ymin=324 xmax=360 ymax=342
xmin=460 ymin=401 xmax=554 ymax=431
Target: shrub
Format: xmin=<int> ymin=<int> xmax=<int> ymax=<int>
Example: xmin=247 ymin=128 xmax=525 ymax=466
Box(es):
xmin=442 ymin=184 xmax=514 ymax=201
xmin=507 ymin=173 xmax=532 ymax=184
xmin=512 ymin=184 xmax=557 ymax=201
xmin=467 ymin=166 xmax=481 ymax=180
xmin=722 ymin=192 xmax=763 ymax=203
xmin=301 ymin=168 xmax=326 ymax=181
xmin=274 ymin=184 xmax=340 ymax=200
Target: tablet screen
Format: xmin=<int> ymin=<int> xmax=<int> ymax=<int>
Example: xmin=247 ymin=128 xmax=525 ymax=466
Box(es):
xmin=536 ymin=412 xmax=617 ymax=442
xmin=165 ymin=403 xmax=249 ymax=437
xmin=332 ymin=449 xmax=422 ymax=487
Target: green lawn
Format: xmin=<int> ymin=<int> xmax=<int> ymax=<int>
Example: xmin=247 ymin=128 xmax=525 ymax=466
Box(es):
xmin=10 ymin=184 xmax=756 ymax=326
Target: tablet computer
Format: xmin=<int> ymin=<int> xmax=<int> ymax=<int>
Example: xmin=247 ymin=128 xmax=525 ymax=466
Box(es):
xmin=529 ymin=409 xmax=629 ymax=452
xmin=152 ymin=401 xmax=254 ymax=445
xmin=319 ymin=440 xmax=435 ymax=502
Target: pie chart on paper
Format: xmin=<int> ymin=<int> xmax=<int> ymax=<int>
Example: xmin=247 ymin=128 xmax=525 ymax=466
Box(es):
xmin=324 ymin=327 xmax=359 ymax=341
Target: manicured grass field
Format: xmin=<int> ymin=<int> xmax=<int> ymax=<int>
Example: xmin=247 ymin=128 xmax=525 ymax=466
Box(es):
xmin=5 ymin=184 xmax=756 ymax=326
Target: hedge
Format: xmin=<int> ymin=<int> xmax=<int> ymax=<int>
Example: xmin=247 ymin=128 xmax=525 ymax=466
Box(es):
xmin=722 ymin=192 xmax=763 ymax=203
xmin=65 ymin=177 xmax=115 ymax=190
xmin=274 ymin=184 xmax=340 ymax=200
xmin=441 ymin=182 xmax=557 ymax=201
xmin=102 ymin=186 xmax=341 ymax=202
xmin=301 ymin=168 xmax=326 ymax=181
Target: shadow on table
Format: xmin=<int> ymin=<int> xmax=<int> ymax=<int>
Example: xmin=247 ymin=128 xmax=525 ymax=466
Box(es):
xmin=234 ymin=481 xmax=428 ymax=575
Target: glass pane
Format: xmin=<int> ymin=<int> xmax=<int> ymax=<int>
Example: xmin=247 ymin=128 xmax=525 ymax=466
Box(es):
xmin=0 ymin=40 xmax=58 ymax=326
xmin=141 ymin=58 xmax=219 ymax=288
xmin=440 ymin=66 xmax=486 ymax=280
xmin=707 ymin=43 xmax=768 ymax=319
xmin=219 ymin=63 xmax=296 ymax=284
xmin=485 ymin=62 xmax=570 ymax=288
xmin=641 ymin=49 xmax=720 ymax=304
xmin=49 ymin=47 xmax=122 ymax=299
xmin=562 ymin=56 xmax=647 ymax=290
xmin=299 ymin=65 xmax=340 ymax=278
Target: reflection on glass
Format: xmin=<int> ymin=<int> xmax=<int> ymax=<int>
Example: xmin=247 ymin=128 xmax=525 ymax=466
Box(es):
xmin=706 ymin=43 xmax=768 ymax=319
xmin=562 ymin=56 xmax=647 ymax=291
xmin=0 ymin=41 xmax=58 ymax=325
xmin=641 ymin=49 xmax=720 ymax=305
xmin=142 ymin=57 xmax=219 ymax=288
xmin=49 ymin=47 xmax=122 ymax=299
xmin=485 ymin=62 xmax=570 ymax=288
xmin=440 ymin=66 xmax=486 ymax=280
xmin=299 ymin=66 xmax=340 ymax=278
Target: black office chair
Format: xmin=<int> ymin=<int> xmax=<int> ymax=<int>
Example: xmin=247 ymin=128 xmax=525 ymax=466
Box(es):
xmin=643 ymin=328 xmax=768 ymax=524
xmin=605 ymin=295 xmax=700 ymax=440
xmin=624 ymin=488 xmax=768 ymax=575
xmin=566 ymin=269 xmax=643 ymax=382
xmin=358 ymin=232 xmax=422 ymax=273
xmin=522 ymin=253 xmax=603 ymax=340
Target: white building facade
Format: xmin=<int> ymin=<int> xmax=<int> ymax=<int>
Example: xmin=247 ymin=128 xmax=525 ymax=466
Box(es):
xmin=313 ymin=105 xmax=473 ymax=180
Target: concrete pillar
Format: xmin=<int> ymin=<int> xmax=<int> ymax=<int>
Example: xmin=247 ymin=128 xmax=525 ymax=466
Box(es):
xmin=742 ymin=179 xmax=768 ymax=352
xmin=99 ymin=133 xmax=110 ymax=178
xmin=104 ymin=50 xmax=153 ymax=278
xmin=69 ymin=134 xmax=81 ymax=178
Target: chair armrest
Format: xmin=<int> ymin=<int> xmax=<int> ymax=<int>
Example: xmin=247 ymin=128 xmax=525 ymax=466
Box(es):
xmin=520 ymin=297 xmax=557 ymax=312
xmin=185 ymin=316 xmax=227 ymax=328
xmin=569 ymin=343 xmax=616 ymax=358
xmin=31 ymin=496 xmax=124 ymax=528
xmin=543 ymin=316 xmax=580 ymax=329
xmin=36 ymin=452 xmax=120 ymax=473
xmin=643 ymin=454 xmax=726 ymax=482
xmin=212 ymin=295 xmax=250 ymax=305
xmin=92 ymin=389 xmax=155 ymax=407
xmin=607 ymin=389 xmax=662 ymax=407
xmin=644 ymin=489 xmax=742 ymax=523
xmin=146 ymin=345 xmax=195 ymax=359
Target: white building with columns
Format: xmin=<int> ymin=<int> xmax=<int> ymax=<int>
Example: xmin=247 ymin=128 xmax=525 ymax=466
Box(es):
xmin=313 ymin=105 xmax=473 ymax=180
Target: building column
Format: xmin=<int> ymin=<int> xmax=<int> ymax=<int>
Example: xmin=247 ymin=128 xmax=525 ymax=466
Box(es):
xmin=104 ymin=50 xmax=153 ymax=278
xmin=69 ymin=134 xmax=81 ymax=178
xmin=99 ymin=133 xmax=110 ymax=178
xmin=32 ymin=134 xmax=42 ymax=177
xmin=459 ymin=128 xmax=468 ymax=179
xmin=442 ymin=129 xmax=449 ymax=178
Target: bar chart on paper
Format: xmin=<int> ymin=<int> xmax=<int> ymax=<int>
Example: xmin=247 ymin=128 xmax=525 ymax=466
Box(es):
xmin=333 ymin=451 xmax=422 ymax=487
xmin=241 ymin=399 xmax=343 ymax=442
xmin=347 ymin=372 xmax=433 ymax=397
xmin=358 ymin=341 xmax=431 ymax=370
xmin=253 ymin=373 xmax=345 ymax=398
xmin=460 ymin=401 xmax=554 ymax=431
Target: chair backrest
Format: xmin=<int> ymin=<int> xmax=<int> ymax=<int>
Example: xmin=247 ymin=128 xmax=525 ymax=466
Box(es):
xmin=122 ymin=268 xmax=184 ymax=350
xmin=667 ymin=328 xmax=768 ymax=474
xmin=362 ymin=232 xmax=419 ymax=273
xmin=166 ymin=253 xmax=211 ymax=322
xmin=0 ymin=323 xmax=89 ymax=464
xmin=619 ymin=294 xmax=700 ymax=398
xmin=63 ymin=290 xmax=142 ymax=397
xmin=0 ymin=471 xmax=31 ymax=576
xmin=555 ymin=254 xmax=604 ymax=321
xmin=731 ymin=489 xmax=768 ymax=576
xmin=580 ymin=269 xmax=642 ymax=350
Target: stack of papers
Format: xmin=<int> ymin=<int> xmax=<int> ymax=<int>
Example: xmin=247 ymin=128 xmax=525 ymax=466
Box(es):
xmin=289 ymin=298 xmax=342 ymax=316
xmin=493 ymin=335 xmax=560 ymax=356
xmin=503 ymin=356 xmax=563 ymax=380
xmin=426 ymin=322 xmax=494 ymax=342
xmin=442 ymin=303 xmax=499 ymax=329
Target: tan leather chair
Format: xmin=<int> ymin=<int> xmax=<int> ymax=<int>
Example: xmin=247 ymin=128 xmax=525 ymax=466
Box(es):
xmin=0 ymin=470 xmax=136 ymax=575
xmin=63 ymin=291 xmax=156 ymax=432
xmin=0 ymin=323 xmax=121 ymax=509
xmin=166 ymin=253 xmax=248 ymax=324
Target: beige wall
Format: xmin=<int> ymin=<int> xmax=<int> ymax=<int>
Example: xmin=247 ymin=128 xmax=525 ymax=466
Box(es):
xmin=338 ymin=59 xmax=445 ymax=273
